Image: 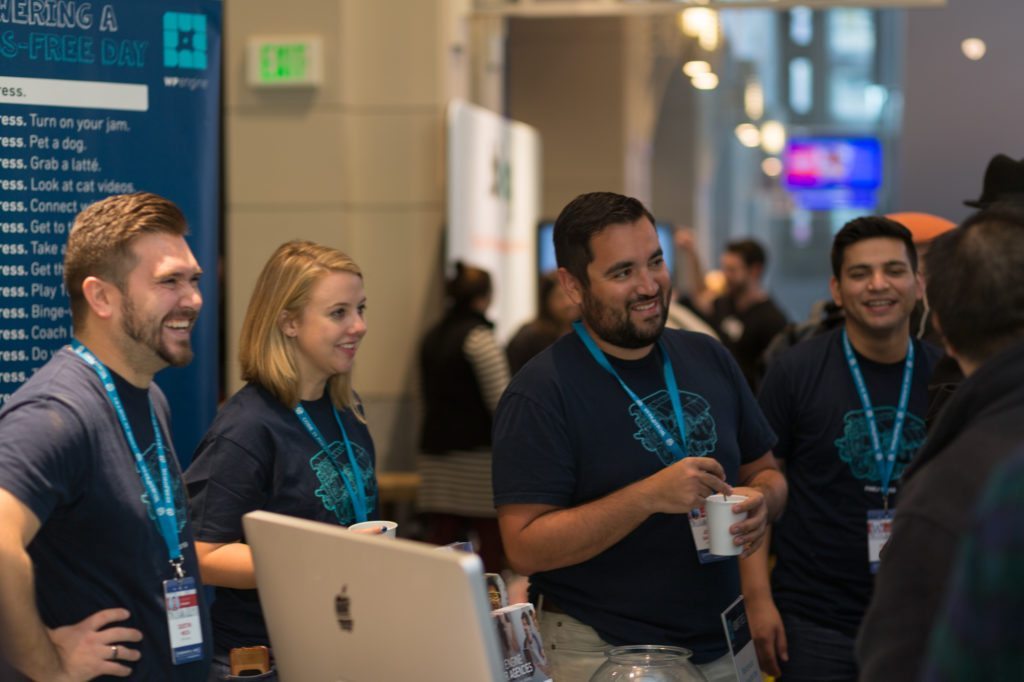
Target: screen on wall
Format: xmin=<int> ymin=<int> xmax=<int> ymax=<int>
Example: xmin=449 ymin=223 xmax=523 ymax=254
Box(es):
xmin=537 ymin=222 xmax=676 ymax=277
xmin=783 ymin=136 xmax=882 ymax=210
xmin=784 ymin=137 xmax=882 ymax=190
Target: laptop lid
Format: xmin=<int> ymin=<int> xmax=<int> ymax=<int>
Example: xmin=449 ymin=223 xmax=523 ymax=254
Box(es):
xmin=243 ymin=511 xmax=504 ymax=682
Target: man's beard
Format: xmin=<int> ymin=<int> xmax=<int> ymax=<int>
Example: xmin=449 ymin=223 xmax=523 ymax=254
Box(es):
xmin=580 ymin=287 xmax=669 ymax=349
xmin=121 ymin=296 xmax=194 ymax=368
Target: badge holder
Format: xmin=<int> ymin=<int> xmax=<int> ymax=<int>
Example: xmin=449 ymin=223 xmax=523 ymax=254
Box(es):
xmin=164 ymin=559 xmax=204 ymax=665
xmin=867 ymin=509 xmax=894 ymax=575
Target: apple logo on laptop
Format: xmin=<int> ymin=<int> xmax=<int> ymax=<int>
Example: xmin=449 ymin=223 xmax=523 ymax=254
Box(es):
xmin=335 ymin=585 xmax=354 ymax=632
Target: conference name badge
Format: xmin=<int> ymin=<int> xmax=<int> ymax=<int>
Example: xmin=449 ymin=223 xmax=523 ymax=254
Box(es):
xmin=867 ymin=509 xmax=894 ymax=574
xmin=164 ymin=577 xmax=204 ymax=665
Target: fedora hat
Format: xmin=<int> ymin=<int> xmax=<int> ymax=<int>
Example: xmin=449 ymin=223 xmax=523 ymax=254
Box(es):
xmin=964 ymin=154 xmax=1024 ymax=208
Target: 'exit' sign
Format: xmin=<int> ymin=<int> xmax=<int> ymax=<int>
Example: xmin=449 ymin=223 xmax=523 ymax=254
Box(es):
xmin=247 ymin=36 xmax=322 ymax=87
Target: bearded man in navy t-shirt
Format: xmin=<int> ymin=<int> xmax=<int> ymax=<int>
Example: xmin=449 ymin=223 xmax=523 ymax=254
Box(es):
xmin=492 ymin=192 xmax=786 ymax=682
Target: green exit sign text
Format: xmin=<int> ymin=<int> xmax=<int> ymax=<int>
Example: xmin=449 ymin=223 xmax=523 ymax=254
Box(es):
xmin=247 ymin=36 xmax=322 ymax=88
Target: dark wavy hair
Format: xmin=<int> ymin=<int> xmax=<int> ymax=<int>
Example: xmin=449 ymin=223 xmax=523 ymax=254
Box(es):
xmin=553 ymin=192 xmax=655 ymax=284
xmin=831 ymin=215 xmax=917 ymax=279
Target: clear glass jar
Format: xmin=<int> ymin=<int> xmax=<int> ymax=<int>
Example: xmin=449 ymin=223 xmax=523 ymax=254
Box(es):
xmin=589 ymin=645 xmax=708 ymax=682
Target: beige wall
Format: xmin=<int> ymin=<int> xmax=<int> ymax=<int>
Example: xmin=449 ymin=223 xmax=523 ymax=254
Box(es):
xmin=225 ymin=0 xmax=462 ymax=470
xmin=505 ymin=15 xmax=684 ymax=218
xmin=506 ymin=17 xmax=628 ymax=217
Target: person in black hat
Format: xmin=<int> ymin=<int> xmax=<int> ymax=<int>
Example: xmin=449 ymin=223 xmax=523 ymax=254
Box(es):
xmin=964 ymin=154 xmax=1024 ymax=208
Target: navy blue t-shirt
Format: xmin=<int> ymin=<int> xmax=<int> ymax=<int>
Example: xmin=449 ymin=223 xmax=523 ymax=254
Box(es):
xmin=0 ymin=348 xmax=211 ymax=681
xmin=185 ymin=383 xmax=378 ymax=651
xmin=757 ymin=327 xmax=941 ymax=637
xmin=493 ymin=329 xmax=777 ymax=663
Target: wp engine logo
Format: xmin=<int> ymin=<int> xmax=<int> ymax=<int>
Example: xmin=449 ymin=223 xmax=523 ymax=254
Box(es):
xmin=162 ymin=11 xmax=210 ymax=90
xmin=163 ymin=12 xmax=207 ymax=69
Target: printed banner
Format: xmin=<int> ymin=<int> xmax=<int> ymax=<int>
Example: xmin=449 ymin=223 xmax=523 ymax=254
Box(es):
xmin=0 ymin=0 xmax=222 ymax=463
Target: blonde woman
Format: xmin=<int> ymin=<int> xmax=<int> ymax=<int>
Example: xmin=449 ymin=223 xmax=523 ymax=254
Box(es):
xmin=185 ymin=240 xmax=377 ymax=680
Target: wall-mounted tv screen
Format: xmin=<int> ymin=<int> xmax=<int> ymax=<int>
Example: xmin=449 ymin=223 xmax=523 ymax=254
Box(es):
xmin=537 ymin=221 xmax=676 ymax=277
xmin=783 ymin=136 xmax=882 ymax=210
xmin=783 ymin=136 xmax=883 ymax=191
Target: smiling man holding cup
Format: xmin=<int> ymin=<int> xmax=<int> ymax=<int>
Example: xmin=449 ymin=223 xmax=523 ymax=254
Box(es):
xmin=492 ymin=192 xmax=786 ymax=682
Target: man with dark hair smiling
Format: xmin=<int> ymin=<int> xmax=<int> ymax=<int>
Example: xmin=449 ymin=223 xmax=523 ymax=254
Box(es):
xmin=492 ymin=191 xmax=786 ymax=682
xmin=745 ymin=216 xmax=942 ymax=681
xmin=857 ymin=206 xmax=1024 ymax=682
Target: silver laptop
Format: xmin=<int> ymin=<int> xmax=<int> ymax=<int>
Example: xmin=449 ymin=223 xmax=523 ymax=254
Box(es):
xmin=243 ymin=510 xmax=504 ymax=682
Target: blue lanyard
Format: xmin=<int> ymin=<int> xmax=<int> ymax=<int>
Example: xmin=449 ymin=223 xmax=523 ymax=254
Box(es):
xmin=841 ymin=329 xmax=915 ymax=509
xmin=572 ymin=321 xmax=688 ymax=462
xmin=70 ymin=340 xmax=185 ymax=576
xmin=294 ymin=403 xmax=369 ymax=523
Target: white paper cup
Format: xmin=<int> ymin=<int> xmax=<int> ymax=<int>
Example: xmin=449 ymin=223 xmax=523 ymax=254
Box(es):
xmin=705 ymin=494 xmax=748 ymax=556
xmin=347 ymin=520 xmax=398 ymax=538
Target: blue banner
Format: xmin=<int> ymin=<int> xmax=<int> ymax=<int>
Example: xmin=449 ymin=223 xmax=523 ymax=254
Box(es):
xmin=0 ymin=0 xmax=222 ymax=465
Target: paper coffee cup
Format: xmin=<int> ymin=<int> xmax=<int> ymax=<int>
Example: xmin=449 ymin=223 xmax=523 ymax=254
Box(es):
xmin=705 ymin=494 xmax=748 ymax=556
xmin=348 ymin=520 xmax=398 ymax=538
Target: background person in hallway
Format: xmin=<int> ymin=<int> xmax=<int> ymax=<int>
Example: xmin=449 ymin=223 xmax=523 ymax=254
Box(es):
xmin=0 ymin=192 xmax=210 ymax=680
xmin=744 ymin=216 xmax=941 ymax=681
xmin=507 ymin=271 xmax=579 ymax=375
xmin=857 ymin=207 xmax=1024 ymax=682
xmin=676 ymin=233 xmax=787 ymax=390
xmin=417 ymin=262 xmax=511 ymax=572
xmin=493 ymin=192 xmax=786 ymax=682
xmin=185 ymin=240 xmax=378 ymax=680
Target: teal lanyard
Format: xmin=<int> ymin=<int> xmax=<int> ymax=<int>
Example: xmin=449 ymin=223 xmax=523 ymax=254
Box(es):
xmin=70 ymin=340 xmax=185 ymax=578
xmin=293 ymin=403 xmax=369 ymax=523
xmin=841 ymin=329 xmax=915 ymax=510
xmin=572 ymin=321 xmax=688 ymax=462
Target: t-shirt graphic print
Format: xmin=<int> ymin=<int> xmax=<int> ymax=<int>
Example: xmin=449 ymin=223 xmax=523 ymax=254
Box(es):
xmin=834 ymin=407 xmax=927 ymax=486
xmin=309 ymin=439 xmax=378 ymax=523
xmin=629 ymin=388 xmax=718 ymax=466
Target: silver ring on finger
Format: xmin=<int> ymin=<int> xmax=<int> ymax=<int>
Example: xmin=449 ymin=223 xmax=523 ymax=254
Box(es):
xmin=110 ymin=645 xmax=119 ymax=661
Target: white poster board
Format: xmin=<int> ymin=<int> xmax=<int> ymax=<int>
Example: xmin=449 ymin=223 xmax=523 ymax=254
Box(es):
xmin=446 ymin=99 xmax=542 ymax=343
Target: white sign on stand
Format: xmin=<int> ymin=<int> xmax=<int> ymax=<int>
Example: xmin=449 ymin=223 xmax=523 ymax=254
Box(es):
xmin=720 ymin=595 xmax=762 ymax=682
xmin=446 ymin=99 xmax=542 ymax=344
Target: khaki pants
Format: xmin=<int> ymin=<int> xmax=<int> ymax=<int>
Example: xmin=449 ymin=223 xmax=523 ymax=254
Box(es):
xmin=537 ymin=608 xmax=739 ymax=682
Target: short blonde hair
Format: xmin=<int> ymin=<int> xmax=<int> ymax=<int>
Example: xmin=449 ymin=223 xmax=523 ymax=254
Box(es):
xmin=65 ymin=192 xmax=188 ymax=329
xmin=239 ymin=240 xmax=364 ymax=413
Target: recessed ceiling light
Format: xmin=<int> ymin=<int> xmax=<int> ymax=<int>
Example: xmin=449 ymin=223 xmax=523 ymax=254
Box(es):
xmin=682 ymin=60 xmax=711 ymax=77
xmin=961 ymin=38 xmax=987 ymax=61
xmin=691 ymin=72 xmax=719 ymax=91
